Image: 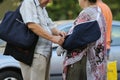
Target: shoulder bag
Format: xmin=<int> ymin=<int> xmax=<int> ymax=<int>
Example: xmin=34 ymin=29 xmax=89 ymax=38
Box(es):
xmin=0 ymin=5 xmax=38 ymax=49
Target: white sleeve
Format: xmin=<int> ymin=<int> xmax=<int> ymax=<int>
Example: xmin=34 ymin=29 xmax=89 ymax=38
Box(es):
xmin=47 ymin=18 xmax=57 ymax=29
xmin=20 ymin=0 xmax=39 ymax=24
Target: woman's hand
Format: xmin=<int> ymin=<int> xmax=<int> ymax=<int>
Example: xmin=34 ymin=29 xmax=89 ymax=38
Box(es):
xmin=58 ymin=31 xmax=67 ymax=38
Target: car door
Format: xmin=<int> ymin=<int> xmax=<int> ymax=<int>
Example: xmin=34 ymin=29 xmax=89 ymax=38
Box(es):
xmin=109 ymin=22 xmax=120 ymax=79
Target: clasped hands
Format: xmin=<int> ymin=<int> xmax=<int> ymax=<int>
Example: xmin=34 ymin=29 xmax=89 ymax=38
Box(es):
xmin=51 ymin=31 xmax=67 ymax=46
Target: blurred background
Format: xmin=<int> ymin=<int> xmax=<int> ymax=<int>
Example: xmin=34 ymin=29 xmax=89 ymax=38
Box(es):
xmin=0 ymin=0 xmax=120 ymax=21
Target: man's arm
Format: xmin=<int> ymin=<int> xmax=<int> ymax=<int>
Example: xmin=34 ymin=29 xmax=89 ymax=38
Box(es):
xmin=27 ymin=22 xmax=64 ymax=45
xmin=51 ymin=28 xmax=66 ymax=38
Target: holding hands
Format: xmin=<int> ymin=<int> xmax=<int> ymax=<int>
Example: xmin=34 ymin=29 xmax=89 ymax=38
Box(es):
xmin=58 ymin=31 xmax=66 ymax=38
xmin=51 ymin=30 xmax=67 ymax=46
xmin=51 ymin=36 xmax=64 ymax=46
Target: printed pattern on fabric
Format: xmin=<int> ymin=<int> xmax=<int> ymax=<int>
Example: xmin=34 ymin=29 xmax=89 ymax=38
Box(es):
xmin=63 ymin=6 xmax=106 ymax=80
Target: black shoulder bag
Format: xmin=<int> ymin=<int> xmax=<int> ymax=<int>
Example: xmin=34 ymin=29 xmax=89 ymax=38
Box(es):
xmin=0 ymin=4 xmax=38 ymax=49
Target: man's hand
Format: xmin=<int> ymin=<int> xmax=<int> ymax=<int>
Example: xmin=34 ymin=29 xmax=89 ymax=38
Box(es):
xmin=51 ymin=28 xmax=67 ymax=38
xmin=51 ymin=36 xmax=64 ymax=46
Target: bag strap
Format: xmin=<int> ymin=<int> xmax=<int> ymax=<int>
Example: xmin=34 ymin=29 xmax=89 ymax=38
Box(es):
xmin=33 ymin=0 xmax=37 ymax=6
xmin=33 ymin=0 xmax=39 ymax=18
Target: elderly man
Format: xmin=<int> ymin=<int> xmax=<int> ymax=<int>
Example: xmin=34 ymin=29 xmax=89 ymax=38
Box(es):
xmin=19 ymin=0 xmax=66 ymax=80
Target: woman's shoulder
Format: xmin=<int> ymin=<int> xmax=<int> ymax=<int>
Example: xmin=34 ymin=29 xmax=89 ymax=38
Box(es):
xmin=79 ymin=6 xmax=101 ymax=19
xmin=84 ymin=6 xmax=98 ymax=13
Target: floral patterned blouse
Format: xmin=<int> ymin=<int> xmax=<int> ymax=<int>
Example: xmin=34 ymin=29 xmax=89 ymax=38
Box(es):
xmin=63 ymin=6 xmax=107 ymax=80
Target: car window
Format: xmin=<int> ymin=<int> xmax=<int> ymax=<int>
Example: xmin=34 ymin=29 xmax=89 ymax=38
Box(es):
xmin=111 ymin=25 xmax=120 ymax=46
xmin=57 ymin=22 xmax=73 ymax=33
xmin=61 ymin=26 xmax=72 ymax=33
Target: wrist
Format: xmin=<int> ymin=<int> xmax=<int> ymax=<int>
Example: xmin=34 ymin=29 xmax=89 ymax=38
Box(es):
xmin=57 ymin=31 xmax=60 ymax=36
xmin=49 ymin=35 xmax=55 ymax=42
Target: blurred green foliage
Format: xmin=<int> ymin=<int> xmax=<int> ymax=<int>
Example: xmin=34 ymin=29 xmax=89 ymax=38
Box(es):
xmin=0 ymin=0 xmax=120 ymax=21
xmin=0 ymin=0 xmax=3 ymax=3
xmin=46 ymin=0 xmax=80 ymax=20
xmin=104 ymin=0 xmax=120 ymax=21
xmin=0 ymin=0 xmax=21 ymax=20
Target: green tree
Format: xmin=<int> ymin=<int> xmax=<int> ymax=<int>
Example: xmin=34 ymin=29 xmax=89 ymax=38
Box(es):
xmin=47 ymin=0 xmax=80 ymax=20
xmin=104 ymin=0 xmax=120 ymax=20
xmin=47 ymin=0 xmax=120 ymax=20
xmin=0 ymin=0 xmax=3 ymax=3
xmin=0 ymin=0 xmax=21 ymax=20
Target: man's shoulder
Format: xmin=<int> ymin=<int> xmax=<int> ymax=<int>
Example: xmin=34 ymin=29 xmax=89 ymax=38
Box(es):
xmin=23 ymin=0 xmax=34 ymax=4
xmin=24 ymin=0 xmax=33 ymax=2
xmin=21 ymin=0 xmax=35 ymax=8
xmin=97 ymin=2 xmax=110 ymax=10
xmin=97 ymin=2 xmax=112 ymax=15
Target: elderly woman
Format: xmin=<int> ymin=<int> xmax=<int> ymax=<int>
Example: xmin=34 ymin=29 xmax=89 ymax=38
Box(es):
xmin=62 ymin=0 xmax=107 ymax=80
